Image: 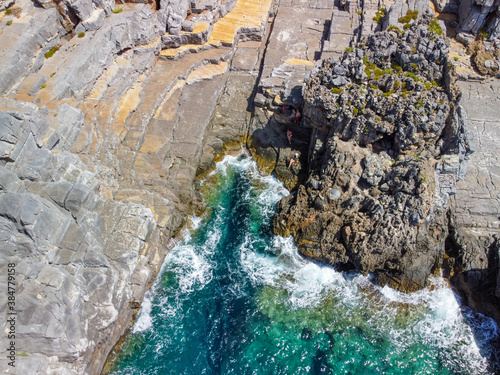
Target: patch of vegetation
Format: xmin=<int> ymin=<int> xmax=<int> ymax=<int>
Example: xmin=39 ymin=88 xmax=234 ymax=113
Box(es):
xmin=404 ymin=71 xmax=421 ymax=81
xmin=428 ymin=19 xmax=442 ymax=36
xmin=382 ymin=91 xmax=394 ymax=97
xmin=17 ymin=351 xmax=28 ymax=357
xmin=44 ymin=46 xmax=60 ymax=59
xmin=50 ymin=72 xmax=56 ymax=77
xmin=112 ymin=7 xmax=123 ymax=13
xmin=370 ymin=84 xmax=378 ymax=90
xmin=373 ymin=8 xmax=386 ymax=25
xmin=363 ymin=55 xmax=376 ymax=70
xmin=479 ymin=25 xmax=489 ymax=40
xmin=375 ymin=117 xmax=382 ymax=122
xmin=391 ymin=62 xmax=403 ymax=73
xmin=6 ymin=20 xmax=12 ymax=26
xmin=415 ymin=99 xmax=424 ymax=109
xmin=403 ymin=23 xmax=411 ymax=30
xmin=78 ymin=32 xmax=85 ymax=38
xmin=353 ymin=108 xmax=359 ymax=115
xmin=393 ymin=80 xmax=400 ymax=90
xmin=40 ymin=83 xmax=46 ymax=89
xmin=374 ymin=68 xmax=393 ymax=78
xmin=398 ymin=10 xmax=418 ymax=24
xmin=331 ymin=88 xmax=343 ymax=94
xmin=411 ymin=63 xmax=418 ymax=70
xmin=5 ymin=8 xmax=12 ymax=15
xmin=357 ymin=10 xmax=362 ymax=15
xmin=388 ymin=25 xmax=402 ymax=34
xmin=54 ymin=113 xmax=58 ymax=117
xmin=401 ymin=89 xmax=411 ymax=98
xmin=453 ymin=56 xmax=458 ymax=61
xmin=346 ymin=101 xmax=351 ymax=106
xmin=345 ymin=47 xmax=354 ymax=53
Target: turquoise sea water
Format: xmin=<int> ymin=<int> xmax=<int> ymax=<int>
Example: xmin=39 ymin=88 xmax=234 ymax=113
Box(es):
xmin=110 ymin=155 xmax=500 ymax=375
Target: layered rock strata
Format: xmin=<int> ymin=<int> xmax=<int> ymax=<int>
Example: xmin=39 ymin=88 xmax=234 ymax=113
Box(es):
xmin=1 ymin=0 xmax=500 ymax=373
xmin=0 ymin=0 xmax=273 ymax=372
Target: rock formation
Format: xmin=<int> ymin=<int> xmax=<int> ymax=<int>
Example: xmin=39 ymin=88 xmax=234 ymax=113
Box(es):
xmin=272 ymin=19 xmax=464 ymax=292
xmin=1 ymin=0 xmax=500 ymax=372
xmin=249 ymin=0 xmax=500 ymax=323
xmin=0 ymin=0 xmax=272 ymax=372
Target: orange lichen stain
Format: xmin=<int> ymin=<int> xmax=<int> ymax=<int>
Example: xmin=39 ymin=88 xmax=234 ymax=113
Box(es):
xmin=284 ymin=58 xmax=314 ymax=66
xmin=154 ymin=80 xmax=185 ymax=119
xmin=161 ymin=0 xmax=272 ymax=58
xmin=88 ymin=57 xmax=129 ymax=100
xmin=186 ymin=61 xmax=228 ymax=83
xmin=139 ymin=135 xmax=165 ymax=153
xmin=159 ymin=44 xmax=208 ymax=58
xmin=191 ymin=22 xmax=210 ymax=34
xmin=135 ymin=35 xmax=161 ymax=50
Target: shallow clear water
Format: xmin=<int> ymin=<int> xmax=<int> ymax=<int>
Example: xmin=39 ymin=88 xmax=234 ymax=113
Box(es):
xmin=110 ymin=155 xmax=500 ymax=375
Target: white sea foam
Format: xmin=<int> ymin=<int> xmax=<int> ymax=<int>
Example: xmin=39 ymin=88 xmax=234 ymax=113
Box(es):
xmin=240 ymin=234 xmax=287 ymax=285
xmin=132 ymin=288 xmax=155 ymax=334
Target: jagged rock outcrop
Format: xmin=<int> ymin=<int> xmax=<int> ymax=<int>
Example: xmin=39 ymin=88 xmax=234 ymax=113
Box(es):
xmin=273 ymin=20 xmax=464 ymax=292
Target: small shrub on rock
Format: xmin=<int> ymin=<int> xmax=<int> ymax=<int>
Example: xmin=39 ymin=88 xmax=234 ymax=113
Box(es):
xmin=373 ymin=8 xmax=386 ymax=25
xmin=398 ymin=10 xmax=418 ymax=24
xmin=78 ymin=32 xmax=85 ymax=38
xmin=44 ymin=46 xmax=60 ymax=59
xmin=388 ymin=26 xmax=402 ymax=34
xmin=112 ymin=7 xmax=123 ymax=13
xmin=428 ymin=19 xmax=442 ymax=36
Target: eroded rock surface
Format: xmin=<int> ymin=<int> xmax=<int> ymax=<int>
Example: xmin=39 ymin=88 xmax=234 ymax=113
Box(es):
xmin=0 ymin=0 xmax=273 ymax=372
xmin=272 ymin=20 xmax=464 ymax=292
xmin=449 ymin=79 xmax=500 ymax=323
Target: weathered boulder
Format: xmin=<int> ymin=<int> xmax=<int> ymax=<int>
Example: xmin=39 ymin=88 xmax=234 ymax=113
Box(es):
xmin=457 ymin=0 xmax=500 ymax=45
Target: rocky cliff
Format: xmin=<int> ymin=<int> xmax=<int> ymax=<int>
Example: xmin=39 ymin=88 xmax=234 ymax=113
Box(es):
xmin=272 ymin=18 xmax=464 ymax=292
xmin=248 ymin=0 xmax=500 ymax=323
xmin=1 ymin=0 xmax=500 ymax=372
